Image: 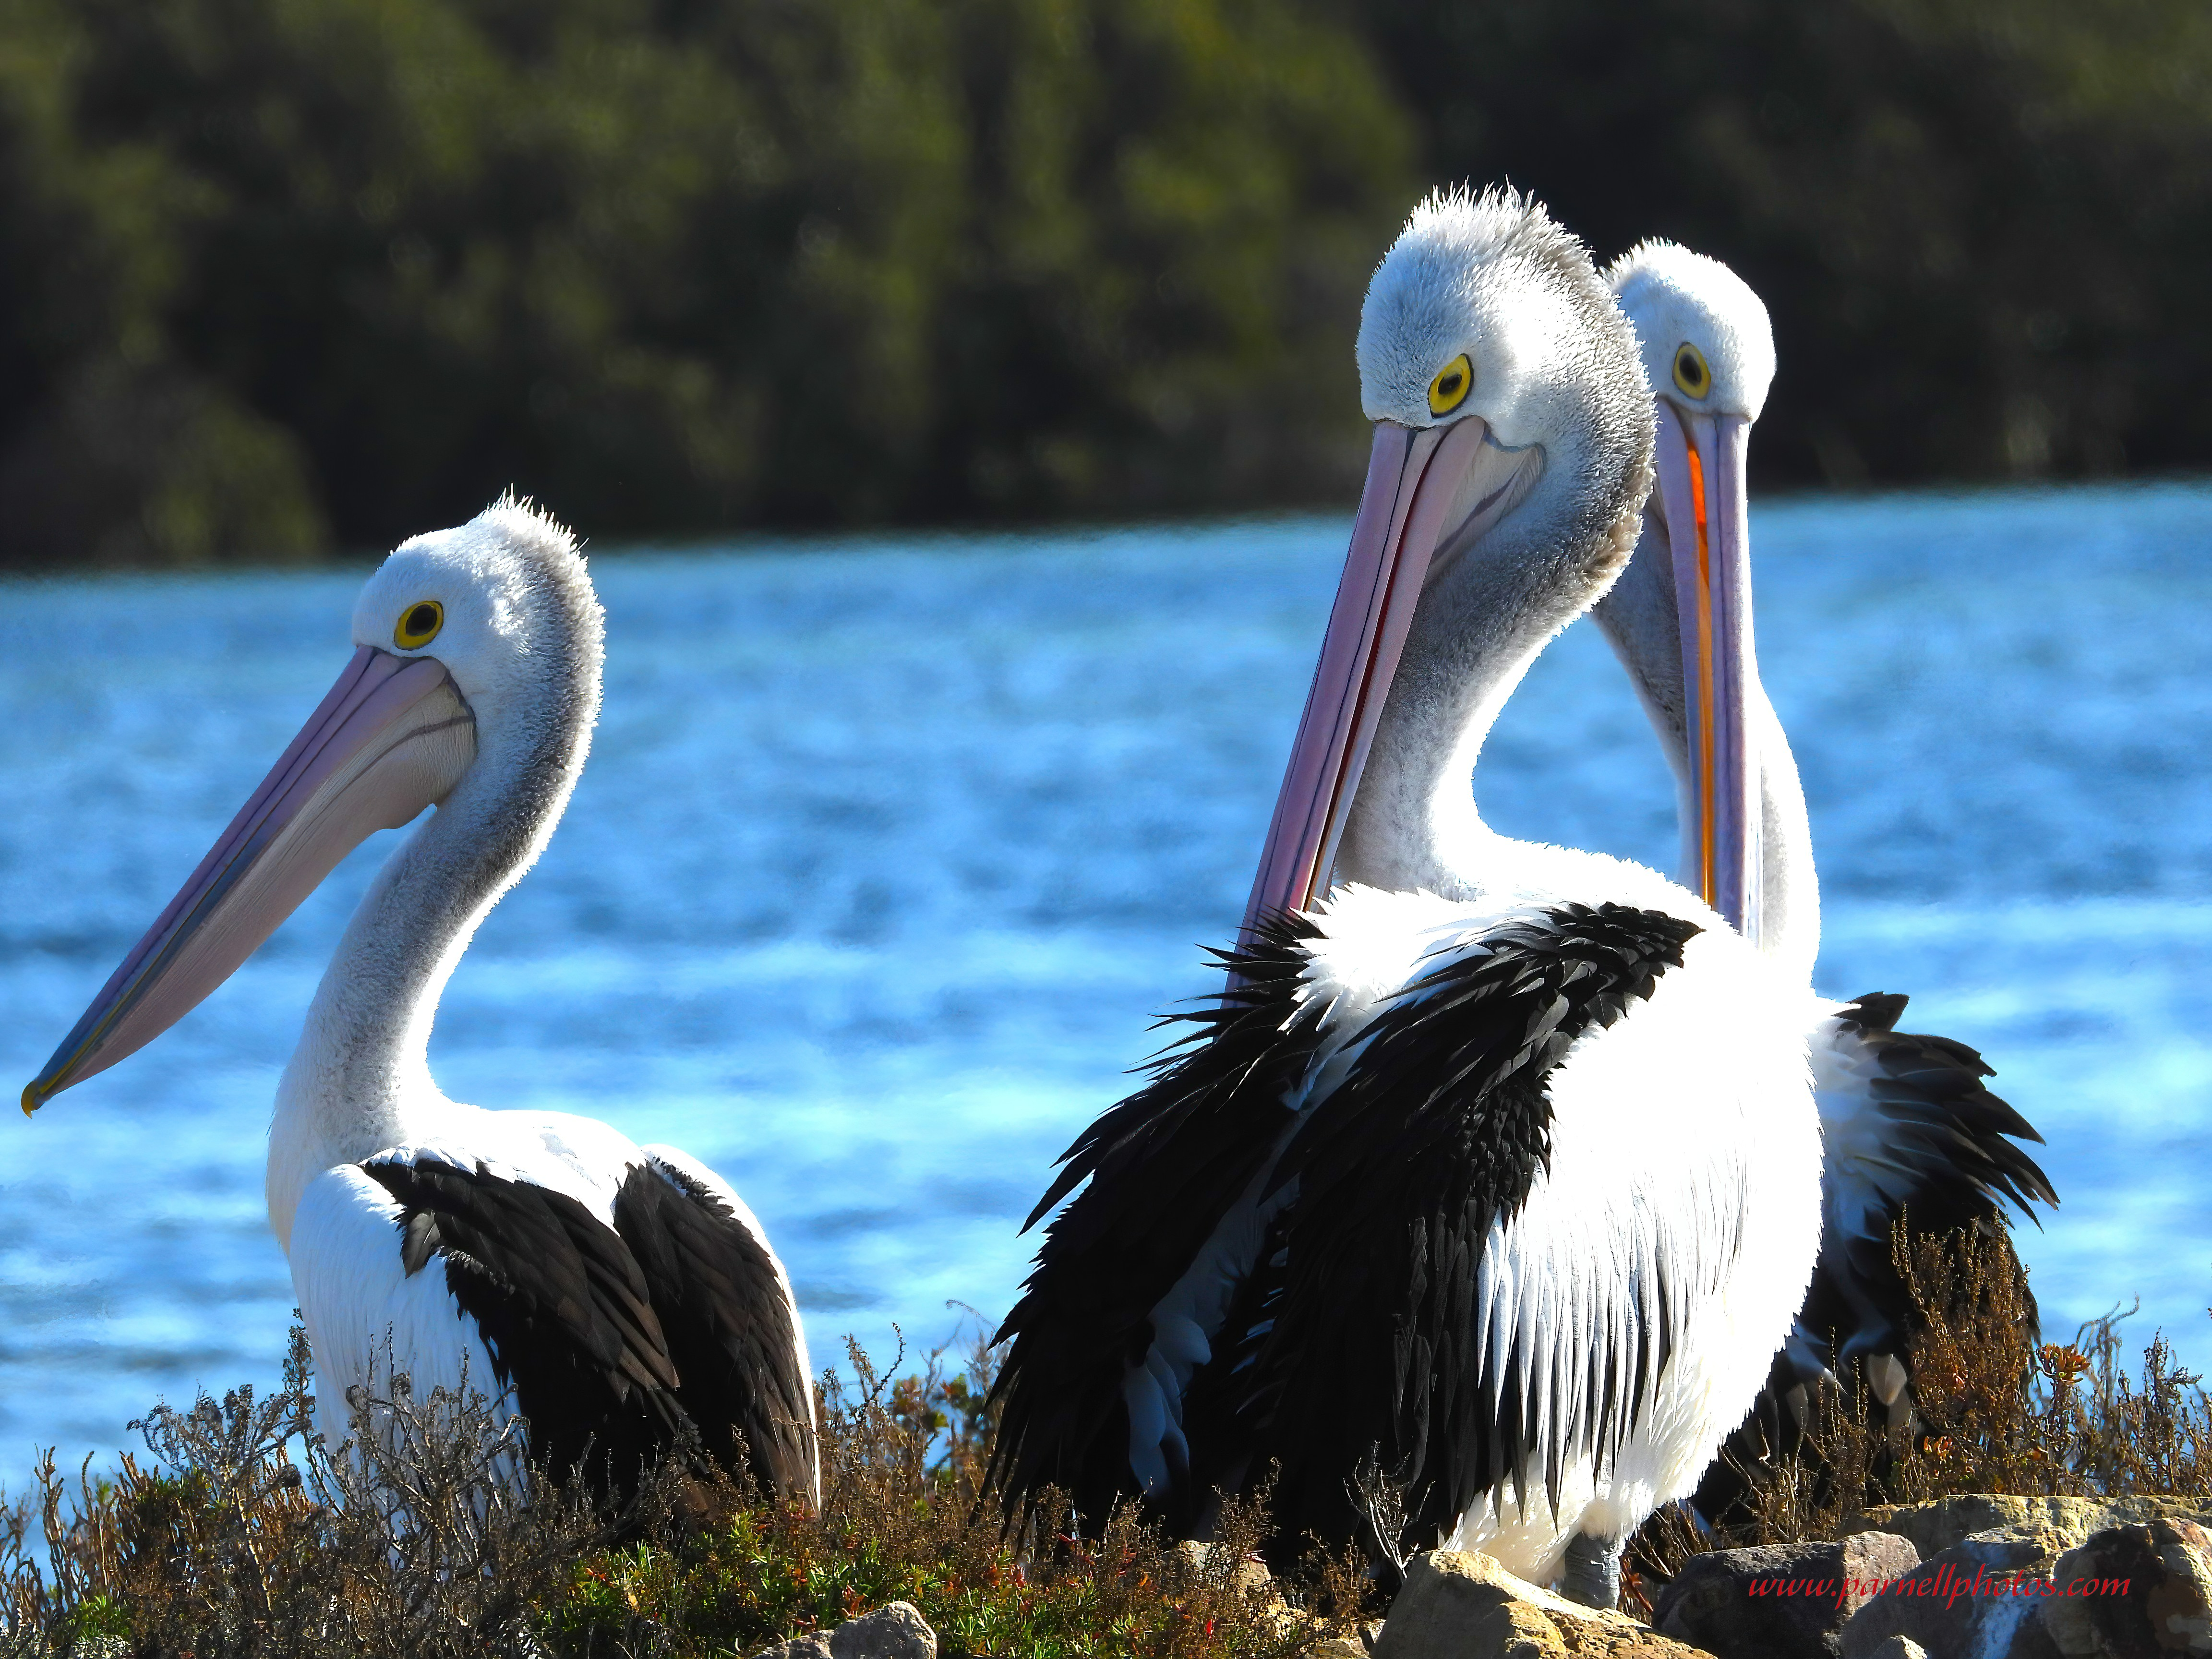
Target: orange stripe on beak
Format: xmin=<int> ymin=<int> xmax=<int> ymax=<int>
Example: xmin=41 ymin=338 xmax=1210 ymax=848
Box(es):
xmin=1685 ymin=434 xmax=1717 ymax=909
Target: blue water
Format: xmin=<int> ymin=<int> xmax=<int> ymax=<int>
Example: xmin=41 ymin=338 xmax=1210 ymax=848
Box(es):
xmin=1 ymin=482 xmax=2208 ymax=1473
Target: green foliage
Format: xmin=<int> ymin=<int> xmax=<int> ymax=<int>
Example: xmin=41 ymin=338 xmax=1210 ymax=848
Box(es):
xmin=0 ymin=0 xmax=1408 ymax=564
xmin=0 ymin=1325 xmax=1374 ymax=1656
xmin=532 ymin=1336 xmax=1365 ymax=1656
xmin=0 ymin=1328 xmax=616 ymax=1654
xmin=1865 ymin=1226 xmax=2212 ymax=1506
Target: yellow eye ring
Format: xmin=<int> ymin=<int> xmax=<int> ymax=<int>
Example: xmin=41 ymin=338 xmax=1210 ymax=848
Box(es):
xmin=394 ymin=600 xmax=444 ymax=650
xmin=1672 ymin=342 xmax=1712 ymax=399
xmin=1427 ymin=353 xmax=1473 ymax=418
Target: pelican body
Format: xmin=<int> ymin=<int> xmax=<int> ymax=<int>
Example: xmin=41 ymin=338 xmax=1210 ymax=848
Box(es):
xmin=25 ymin=502 xmax=818 ymax=1505
xmin=988 ymin=191 xmax=1824 ymax=1604
xmin=1594 ymin=243 xmax=2055 ymax=1479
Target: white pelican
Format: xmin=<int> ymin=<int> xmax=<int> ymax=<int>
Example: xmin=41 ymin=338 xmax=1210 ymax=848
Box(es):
xmin=988 ymin=189 xmax=1824 ymax=1607
xmin=23 ymin=500 xmax=818 ymax=1506
xmin=1594 ymin=242 xmax=2055 ymax=1489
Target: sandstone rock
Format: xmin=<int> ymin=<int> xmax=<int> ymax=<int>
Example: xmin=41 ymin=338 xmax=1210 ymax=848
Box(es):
xmin=1370 ymin=1549 xmax=1708 ymax=1657
xmin=1839 ymin=1529 xmax=2066 ymax=1659
xmin=2042 ymin=1518 xmax=2212 ymax=1658
xmin=1650 ymin=1531 xmax=1920 ymax=1658
xmin=1309 ymin=1642 xmax=1370 ymax=1658
xmin=1849 ymin=1496 xmax=2212 ymax=1562
xmin=829 ymin=1602 xmax=937 ymax=1659
xmin=749 ymin=1602 xmax=937 ymax=1659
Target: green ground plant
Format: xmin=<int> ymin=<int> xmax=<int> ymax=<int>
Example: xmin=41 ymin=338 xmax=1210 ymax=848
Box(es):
xmin=4 ymin=1228 xmax=2202 ymax=1650
xmin=0 ymin=1325 xmax=1372 ymax=1658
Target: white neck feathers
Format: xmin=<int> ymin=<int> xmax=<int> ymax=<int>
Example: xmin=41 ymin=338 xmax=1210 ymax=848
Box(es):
xmin=1333 ymin=443 xmax=1649 ymax=901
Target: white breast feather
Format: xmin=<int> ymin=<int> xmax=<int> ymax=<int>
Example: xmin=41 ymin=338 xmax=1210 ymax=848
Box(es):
xmin=1440 ymin=923 xmax=1823 ymax=1580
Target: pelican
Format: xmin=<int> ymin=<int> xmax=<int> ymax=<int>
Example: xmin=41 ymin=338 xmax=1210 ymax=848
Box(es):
xmin=1593 ymin=242 xmax=2056 ymax=1491
xmin=987 ymin=189 xmax=1823 ymax=1607
xmin=23 ymin=500 xmax=818 ymax=1507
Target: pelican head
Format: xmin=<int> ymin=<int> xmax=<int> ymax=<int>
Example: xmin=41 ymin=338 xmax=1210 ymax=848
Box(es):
xmin=1610 ymin=241 xmax=1774 ymax=426
xmin=1598 ymin=241 xmax=1776 ymax=938
xmin=24 ymin=498 xmax=600 ymax=1114
xmin=1245 ymin=186 xmax=1653 ymax=925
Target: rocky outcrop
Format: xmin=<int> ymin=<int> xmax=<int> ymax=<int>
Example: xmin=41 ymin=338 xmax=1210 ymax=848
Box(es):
xmin=1650 ymin=1532 xmax=1920 ymax=1658
xmin=751 ymin=1635 xmax=834 ymax=1658
xmin=1522 ymin=1495 xmax=2212 ymax=1659
xmin=1838 ymin=1528 xmax=2068 ymax=1659
xmin=1847 ymin=1496 xmax=2212 ymax=1562
xmin=748 ymin=1506 xmax=2212 ymax=1659
xmin=1827 ymin=1505 xmax=2212 ymax=1659
xmin=2043 ymin=1517 xmax=2212 ymax=1657
xmin=1370 ymin=1550 xmax=1710 ymax=1657
xmin=750 ymin=1601 xmax=937 ymax=1659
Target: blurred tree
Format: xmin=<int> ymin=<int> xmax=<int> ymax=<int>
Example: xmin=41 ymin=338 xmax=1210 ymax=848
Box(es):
xmin=0 ymin=0 xmax=1408 ymax=563
xmin=1348 ymin=0 xmax=2212 ymax=487
xmin=0 ymin=0 xmax=330 ymax=562
xmin=6 ymin=0 xmax=2212 ymax=565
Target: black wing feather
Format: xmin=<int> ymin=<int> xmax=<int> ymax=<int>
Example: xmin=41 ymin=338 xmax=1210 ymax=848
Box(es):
xmin=614 ymin=1158 xmax=817 ymax=1501
xmin=362 ymin=1157 xmax=685 ymax=1495
xmin=1798 ymin=991 xmax=2056 ymax=1381
xmin=987 ymin=912 xmax=1330 ymax=1530
xmin=362 ymin=1154 xmax=819 ymax=1504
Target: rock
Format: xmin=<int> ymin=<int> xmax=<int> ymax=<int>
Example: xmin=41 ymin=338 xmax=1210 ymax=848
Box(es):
xmin=2042 ymin=1518 xmax=2212 ymax=1657
xmin=829 ymin=1602 xmax=938 ymax=1659
xmin=1839 ymin=1529 xmax=2068 ymax=1659
xmin=1849 ymin=1497 xmax=2212 ymax=1562
xmin=1370 ymin=1549 xmax=1708 ymax=1657
xmin=749 ymin=1603 xmax=937 ymax=1659
xmin=750 ymin=1638 xmax=833 ymax=1659
xmin=1650 ymin=1532 xmax=1921 ymax=1658
xmin=1168 ymin=1530 xmax=1300 ymax=1636
xmin=1175 ymin=1538 xmax=1299 ymax=1632
xmin=1309 ymin=1643 xmax=1369 ymax=1658
xmin=1863 ymin=1642 xmax=1928 ymax=1659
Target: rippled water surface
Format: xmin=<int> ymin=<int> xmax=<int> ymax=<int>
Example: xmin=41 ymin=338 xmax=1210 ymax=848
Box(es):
xmin=2 ymin=482 xmax=2209 ymax=1470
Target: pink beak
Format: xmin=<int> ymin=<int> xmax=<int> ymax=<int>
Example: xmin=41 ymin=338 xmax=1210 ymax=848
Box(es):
xmin=23 ymin=646 xmax=476 ymax=1115
xmin=1239 ymin=415 xmax=1498 ymax=938
xmin=1652 ymin=403 xmax=1761 ymax=939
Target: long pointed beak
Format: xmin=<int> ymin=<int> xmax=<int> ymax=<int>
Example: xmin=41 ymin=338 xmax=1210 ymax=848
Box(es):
xmin=23 ymin=646 xmax=476 ymax=1115
xmin=1652 ymin=403 xmax=1760 ymax=939
xmin=1239 ymin=415 xmax=1506 ymax=938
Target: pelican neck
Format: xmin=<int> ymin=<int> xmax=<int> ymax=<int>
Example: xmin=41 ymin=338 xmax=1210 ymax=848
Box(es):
xmin=1331 ymin=464 xmax=1636 ymax=902
xmin=264 ymin=685 xmax=586 ymax=1250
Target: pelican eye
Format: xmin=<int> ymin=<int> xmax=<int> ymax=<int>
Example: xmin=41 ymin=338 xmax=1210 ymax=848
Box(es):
xmin=1427 ymin=353 xmax=1473 ymax=418
xmin=1673 ymin=342 xmax=1712 ymax=398
xmin=394 ymin=600 xmax=444 ymax=650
